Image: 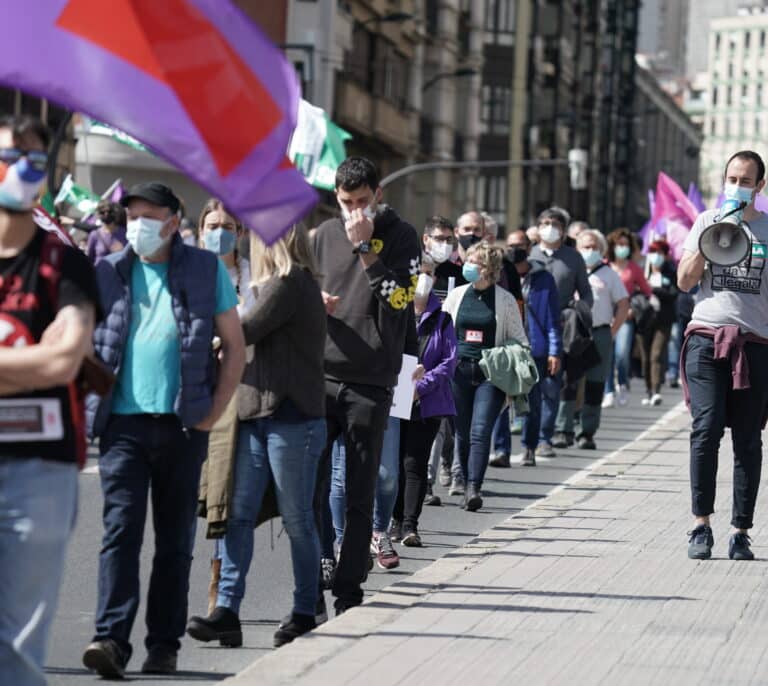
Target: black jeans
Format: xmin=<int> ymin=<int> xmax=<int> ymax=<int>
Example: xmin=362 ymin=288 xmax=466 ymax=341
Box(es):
xmin=313 ymin=380 xmax=392 ymax=609
xmin=393 ymin=415 xmax=442 ymax=532
xmin=95 ymin=414 xmax=208 ymax=656
xmin=686 ymin=334 xmax=768 ymax=529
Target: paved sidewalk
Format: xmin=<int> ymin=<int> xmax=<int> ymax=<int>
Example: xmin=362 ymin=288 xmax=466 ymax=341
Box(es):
xmin=223 ymin=400 xmax=768 ymax=686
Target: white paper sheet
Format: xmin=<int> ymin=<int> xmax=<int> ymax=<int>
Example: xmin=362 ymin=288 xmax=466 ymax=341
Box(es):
xmin=389 ymin=354 xmax=419 ymax=419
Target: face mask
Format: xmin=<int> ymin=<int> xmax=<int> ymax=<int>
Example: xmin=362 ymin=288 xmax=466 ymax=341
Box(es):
xmin=723 ymin=183 xmax=755 ymax=205
xmin=648 ymin=252 xmax=664 ymax=268
xmin=538 ymin=225 xmax=562 ymax=244
xmin=615 ymin=245 xmax=631 ymax=260
xmin=458 ymin=234 xmax=481 ymax=251
xmin=182 ymin=234 xmax=197 ymax=247
xmin=203 ymin=227 xmax=237 ymax=256
xmin=462 ymin=262 xmax=481 ymax=283
xmin=508 ymin=247 xmax=529 ymax=265
xmin=580 ymin=248 xmax=602 ymax=268
xmin=414 ymin=273 xmax=434 ymax=298
xmin=341 ymin=204 xmax=377 ymax=222
xmin=126 ymin=216 xmax=171 ymax=257
xmin=429 ymin=240 xmax=453 ymax=263
xmin=0 ymin=157 xmax=46 ymax=212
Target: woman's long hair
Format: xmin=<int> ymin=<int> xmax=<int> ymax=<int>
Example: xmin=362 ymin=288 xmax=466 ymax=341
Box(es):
xmin=250 ymin=223 xmax=319 ymax=283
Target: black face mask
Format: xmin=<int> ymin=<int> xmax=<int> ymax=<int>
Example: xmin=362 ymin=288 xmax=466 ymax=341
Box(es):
xmin=507 ymin=247 xmax=529 ymax=265
xmin=458 ymin=234 xmax=481 ymax=251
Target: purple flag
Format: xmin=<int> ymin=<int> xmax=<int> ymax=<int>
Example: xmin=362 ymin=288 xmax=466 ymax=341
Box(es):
xmin=0 ymin=0 xmax=316 ymax=243
xmin=687 ymin=182 xmax=706 ymax=213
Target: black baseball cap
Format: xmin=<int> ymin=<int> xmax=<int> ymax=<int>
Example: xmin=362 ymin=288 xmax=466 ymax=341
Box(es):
xmin=120 ymin=182 xmax=180 ymax=213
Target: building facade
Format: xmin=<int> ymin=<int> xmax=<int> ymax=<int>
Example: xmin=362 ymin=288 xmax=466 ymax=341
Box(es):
xmin=701 ymin=9 xmax=768 ymax=203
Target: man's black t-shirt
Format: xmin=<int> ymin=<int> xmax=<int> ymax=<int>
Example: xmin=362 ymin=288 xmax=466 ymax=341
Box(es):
xmin=0 ymin=228 xmax=100 ymax=462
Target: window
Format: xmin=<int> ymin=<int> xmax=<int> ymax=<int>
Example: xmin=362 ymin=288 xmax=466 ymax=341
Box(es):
xmin=477 ymin=173 xmax=507 ymax=229
xmin=715 ymin=32 xmax=721 ymax=52
xmin=761 ymin=30 xmax=766 ymax=48
xmin=712 ymin=86 xmax=718 ymax=107
xmin=759 ymin=83 xmax=763 ymax=106
xmin=742 ymin=83 xmax=749 ymax=103
xmin=746 ymin=31 xmax=751 ymax=50
xmin=725 ymin=117 xmax=730 ymax=138
xmin=710 ymin=118 xmax=716 ymax=136
xmin=756 ymin=115 xmax=761 ymax=137
xmin=727 ymin=86 xmax=732 ymax=106
xmin=480 ymin=84 xmax=512 ymax=134
xmin=728 ymin=63 xmax=734 ymax=78
xmin=484 ymin=0 xmax=515 ymax=45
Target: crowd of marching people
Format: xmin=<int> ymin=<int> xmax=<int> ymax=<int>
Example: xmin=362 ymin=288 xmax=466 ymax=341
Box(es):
xmin=1 ymin=115 xmax=694 ymax=684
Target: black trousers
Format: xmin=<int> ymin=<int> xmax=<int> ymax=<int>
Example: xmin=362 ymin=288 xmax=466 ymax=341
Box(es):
xmin=313 ymin=380 xmax=392 ymax=609
xmin=392 ymin=416 xmax=442 ymax=532
xmin=686 ymin=334 xmax=768 ymax=529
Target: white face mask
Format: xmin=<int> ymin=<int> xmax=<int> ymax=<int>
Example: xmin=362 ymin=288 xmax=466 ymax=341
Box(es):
xmin=429 ymin=240 xmax=453 ymax=263
xmin=126 ymin=216 xmax=171 ymax=257
xmin=539 ymin=225 xmax=562 ymax=244
xmin=414 ymin=273 xmax=434 ymax=298
xmin=341 ymin=204 xmax=376 ymax=222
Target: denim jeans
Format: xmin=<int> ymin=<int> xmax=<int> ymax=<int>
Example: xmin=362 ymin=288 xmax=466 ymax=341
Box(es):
xmin=217 ymin=416 xmax=325 ymax=617
xmin=523 ymin=357 xmax=560 ymax=448
xmin=329 ymin=415 xmax=400 ymax=539
xmin=667 ymin=320 xmax=682 ymax=381
xmin=452 ymin=360 xmax=505 ymax=487
xmin=686 ymin=335 xmax=768 ymax=529
xmin=492 ymin=406 xmax=512 ymax=456
xmin=313 ymin=381 xmax=392 ymax=609
xmin=0 ymin=458 xmax=77 ymax=686
xmin=606 ymin=319 xmax=634 ymax=393
xmin=95 ymin=414 xmax=208 ymax=657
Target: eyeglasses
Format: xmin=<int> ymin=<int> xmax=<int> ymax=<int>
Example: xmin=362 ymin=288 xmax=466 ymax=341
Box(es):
xmin=0 ymin=147 xmax=49 ymax=173
xmin=428 ymin=234 xmax=454 ymax=243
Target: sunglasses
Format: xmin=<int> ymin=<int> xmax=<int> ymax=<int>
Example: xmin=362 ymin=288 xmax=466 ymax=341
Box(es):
xmin=0 ymin=147 xmax=49 ymax=173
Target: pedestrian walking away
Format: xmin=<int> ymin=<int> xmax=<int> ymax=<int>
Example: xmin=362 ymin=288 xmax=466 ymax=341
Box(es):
xmin=678 ymin=149 xmax=768 ymax=562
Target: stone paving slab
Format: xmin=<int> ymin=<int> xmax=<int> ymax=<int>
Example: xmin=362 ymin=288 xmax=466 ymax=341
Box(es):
xmin=222 ymin=401 xmax=768 ymax=685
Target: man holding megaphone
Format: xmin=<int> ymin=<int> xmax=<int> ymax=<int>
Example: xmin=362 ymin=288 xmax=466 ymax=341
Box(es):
xmin=678 ymin=150 xmax=768 ymax=562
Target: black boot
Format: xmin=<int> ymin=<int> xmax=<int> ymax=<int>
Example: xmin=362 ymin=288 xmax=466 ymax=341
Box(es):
xmin=465 ymin=481 xmax=483 ymax=512
xmin=187 ymin=606 xmax=242 ymax=647
xmin=273 ymin=612 xmax=316 ymax=647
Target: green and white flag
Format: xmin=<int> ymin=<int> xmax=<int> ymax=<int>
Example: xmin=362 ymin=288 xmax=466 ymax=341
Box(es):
xmin=83 ymin=117 xmax=148 ymax=152
xmin=54 ymin=174 xmax=100 ymax=215
xmin=289 ymin=99 xmax=351 ymax=191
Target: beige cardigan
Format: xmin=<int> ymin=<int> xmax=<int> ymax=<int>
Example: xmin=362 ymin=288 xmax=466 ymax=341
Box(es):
xmin=442 ymin=284 xmax=528 ymax=348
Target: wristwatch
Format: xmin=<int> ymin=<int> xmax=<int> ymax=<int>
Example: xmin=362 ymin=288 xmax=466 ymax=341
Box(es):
xmin=356 ymin=240 xmax=372 ymax=254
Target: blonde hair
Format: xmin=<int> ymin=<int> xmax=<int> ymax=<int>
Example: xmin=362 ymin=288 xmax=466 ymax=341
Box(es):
xmin=577 ymin=229 xmax=608 ymax=256
xmin=466 ymin=240 xmax=504 ymax=283
xmin=250 ymin=223 xmax=319 ymax=283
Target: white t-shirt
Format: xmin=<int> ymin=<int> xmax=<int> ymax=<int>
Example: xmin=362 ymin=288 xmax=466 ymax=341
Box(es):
xmin=588 ymin=263 xmax=629 ymax=327
xmin=227 ymin=257 xmax=256 ymax=317
xmin=684 ymin=208 xmax=768 ymax=337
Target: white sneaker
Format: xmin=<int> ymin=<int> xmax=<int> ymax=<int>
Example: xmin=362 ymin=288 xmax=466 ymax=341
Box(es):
xmin=602 ymin=392 xmax=615 ymax=409
xmin=641 ymin=396 xmax=651 ymax=406
xmin=650 ymin=393 xmax=663 ymax=406
xmin=617 ymin=385 xmax=629 ymax=406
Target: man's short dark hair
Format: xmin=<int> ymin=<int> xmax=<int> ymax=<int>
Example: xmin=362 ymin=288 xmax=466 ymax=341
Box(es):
xmin=335 ymin=156 xmax=380 ymax=192
xmin=537 ymin=207 xmax=569 ymax=228
xmin=425 ymin=215 xmax=454 ymax=233
xmin=724 ymin=150 xmax=766 ymax=182
xmin=0 ymin=114 xmax=51 ymax=149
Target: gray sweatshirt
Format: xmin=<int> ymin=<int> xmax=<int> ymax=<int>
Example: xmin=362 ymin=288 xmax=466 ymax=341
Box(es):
xmin=530 ymin=243 xmax=593 ymax=311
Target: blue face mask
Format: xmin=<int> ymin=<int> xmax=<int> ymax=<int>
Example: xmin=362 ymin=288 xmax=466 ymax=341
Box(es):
xmin=648 ymin=252 xmax=664 ymax=268
xmin=723 ymin=183 xmax=755 ymax=205
xmin=579 ymin=249 xmax=602 ymax=268
xmin=462 ymin=262 xmax=481 ymax=283
xmin=204 ymin=227 xmax=237 ymax=256
xmin=615 ymin=245 xmax=631 ymax=260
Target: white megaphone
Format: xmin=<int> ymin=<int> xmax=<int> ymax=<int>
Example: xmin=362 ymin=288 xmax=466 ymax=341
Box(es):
xmin=698 ymin=198 xmax=751 ymax=266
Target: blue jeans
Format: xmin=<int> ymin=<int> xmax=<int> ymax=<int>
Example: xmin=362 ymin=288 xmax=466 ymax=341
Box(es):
xmin=492 ymin=407 xmax=511 ymax=456
xmin=330 ymin=416 xmax=400 ymax=538
xmin=95 ymin=414 xmax=208 ymax=657
xmin=606 ymin=319 xmax=634 ymax=393
xmin=667 ymin=320 xmax=682 ymax=381
xmin=0 ymin=458 xmax=77 ymax=686
xmin=218 ymin=416 xmax=325 ymax=617
xmin=523 ymin=357 xmax=560 ymax=448
xmin=452 ymin=360 xmax=505 ymax=486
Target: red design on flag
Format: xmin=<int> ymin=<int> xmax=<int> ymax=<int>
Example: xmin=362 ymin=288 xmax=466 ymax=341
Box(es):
xmin=56 ymin=0 xmax=283 ymax=176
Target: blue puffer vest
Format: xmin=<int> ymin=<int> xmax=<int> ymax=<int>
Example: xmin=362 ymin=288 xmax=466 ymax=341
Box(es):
xmin=86 ymin=233 xmax=219 ymax=438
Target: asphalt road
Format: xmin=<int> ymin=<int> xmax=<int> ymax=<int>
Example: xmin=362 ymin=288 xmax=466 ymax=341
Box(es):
xmin=45 ymin=387 xmax=680 ymax=685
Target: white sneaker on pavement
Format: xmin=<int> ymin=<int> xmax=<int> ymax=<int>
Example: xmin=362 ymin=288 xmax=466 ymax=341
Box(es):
xmin=650 ymin=393 xmax=663 ymax=406
xmin=602 ymin=392 xmax=615 ymax=409
xmin=617 ymin=385 xmax=629 ymax=406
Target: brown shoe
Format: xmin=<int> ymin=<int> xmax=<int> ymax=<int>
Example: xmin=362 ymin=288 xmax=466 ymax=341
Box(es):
xmin=207 ymin=557 xmax=221 ymax=616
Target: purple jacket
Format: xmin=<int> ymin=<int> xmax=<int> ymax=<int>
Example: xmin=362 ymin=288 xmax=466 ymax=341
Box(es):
xmin=415 ymin=292 xmax=457 ymax=419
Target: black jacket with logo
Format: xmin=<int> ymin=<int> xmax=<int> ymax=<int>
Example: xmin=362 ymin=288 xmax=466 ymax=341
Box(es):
xmin=312 ymin=207 xmax=420 ymax=388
